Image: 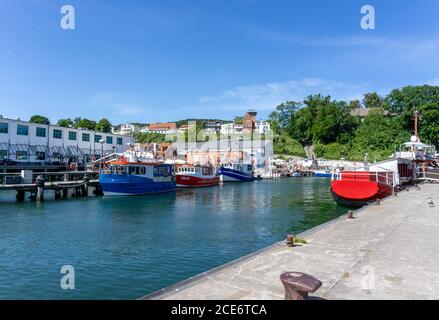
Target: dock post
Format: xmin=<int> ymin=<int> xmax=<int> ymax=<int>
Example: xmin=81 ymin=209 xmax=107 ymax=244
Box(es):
xmin=94 ymin=185 xmax=103 ymax=196
xmin=81 ymin=184 xmax=88 ymax=197
xmin=62 ymin=188 xmax=68 ymax=199
xmin=55 ymin=189 xmax=61 ymax=200
xmin=83 ymin=173 xmax=90 ymax=197
xmin=36 ymin=175 xmax=45 ymax=201
xmin=16 ymin=190 xmax=25 ymax=202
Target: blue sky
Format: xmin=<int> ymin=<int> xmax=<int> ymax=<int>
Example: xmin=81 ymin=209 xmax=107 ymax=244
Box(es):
xmin=1 ymin=0 xmax=439 ymax=124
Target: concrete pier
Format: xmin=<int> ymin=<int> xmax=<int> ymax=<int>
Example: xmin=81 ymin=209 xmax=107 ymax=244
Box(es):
xmin=145 ymin=183 xmax=439 ymax=300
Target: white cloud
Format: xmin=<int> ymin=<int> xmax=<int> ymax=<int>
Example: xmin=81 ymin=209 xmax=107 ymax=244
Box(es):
xmin=199 ymin=78 xmax=370 ymax=111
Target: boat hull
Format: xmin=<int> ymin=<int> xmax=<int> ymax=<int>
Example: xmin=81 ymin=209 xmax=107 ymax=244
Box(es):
xmin=219 ymin=167 xmax=255 ymax=182
xmin=314 ymin=172 xmax=332 ymax=177
xmin=331 ymin=180 xmax=392 ymax=207
xmin=176 ymin=175 xmax=220 ymax=188
xmin=99 ymin=174 xmax=176 ymax=196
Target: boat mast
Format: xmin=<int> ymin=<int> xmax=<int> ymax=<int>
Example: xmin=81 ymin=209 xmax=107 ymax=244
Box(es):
xmin=413 ymin=111 xmax=420 ymax=141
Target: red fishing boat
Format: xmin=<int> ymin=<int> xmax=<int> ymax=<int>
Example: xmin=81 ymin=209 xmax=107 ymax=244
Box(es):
xmin=331 ymin=158 xmax=417 ymax=207
xmin=176 ymin=164 xmax=219 ymax=188
xmin=331 ymin=111 xmax=437 ymax=207
xmin=331 ymin=169 xmax=394 ymax=207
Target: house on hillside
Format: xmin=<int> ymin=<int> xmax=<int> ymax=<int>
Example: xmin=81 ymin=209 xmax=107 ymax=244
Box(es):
xmin=142 ymin=123 xmax=177 ymax=135
xmin=111 ymin=123 xmax=139 ymax=136
xmin=350 ymin=108 xmax=391 ymax=122
xmin=203 ymin=121 xmax=222 ymax=132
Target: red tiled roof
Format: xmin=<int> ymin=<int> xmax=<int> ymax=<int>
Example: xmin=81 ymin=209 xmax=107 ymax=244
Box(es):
xmin=148 ymin=123 xmax=177 ymax=130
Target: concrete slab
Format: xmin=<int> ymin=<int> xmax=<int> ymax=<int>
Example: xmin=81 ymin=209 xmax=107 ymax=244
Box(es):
xmin=144 ymin=183 xmax=439 ymax=300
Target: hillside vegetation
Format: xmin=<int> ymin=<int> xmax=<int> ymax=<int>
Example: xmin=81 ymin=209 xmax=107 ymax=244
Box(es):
xmin=268 ymin=85 xmax=439 ymax=161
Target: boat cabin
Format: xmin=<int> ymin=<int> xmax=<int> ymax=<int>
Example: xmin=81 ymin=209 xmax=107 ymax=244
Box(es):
xmin=177 ymin=165 xmax=215 ymax=176
xmin=106 ymin=162 xmax=173 ymax=177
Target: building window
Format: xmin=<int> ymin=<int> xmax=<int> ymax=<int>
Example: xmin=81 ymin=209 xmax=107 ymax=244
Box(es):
xmin=53 ymin=129 xmax=62 ymax=139
xmin=35 ymin=151 xmax=46 ymax=160
xmin=117 ymin=137 xmax=123 ymax=145
xmin=68 ymin=131 xmax=77 ymax=141
xmin=36 ymin=127 xmax=46 ymax=137
xmin=95 ymin=134 xmax=102 ymax=143
xmin=16 ymin=151 xmax=28 ymax=160
xmin=0 ymin=122 xmax=8 ymax=134
xmin=106 ymin=136 xmax=113 ymax=144
xmin=82 ymin=133 xmax=90 ymax=142
xmin=17 ymin=125 xmax=29 ymax=136
xmin=0 ymin=150 xmax=7 ymax=160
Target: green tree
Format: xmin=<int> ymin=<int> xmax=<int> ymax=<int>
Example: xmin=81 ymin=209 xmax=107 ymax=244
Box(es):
xmin=386 ymin=85 xmax=439 ymax=145
xmin=348 ymin=99 xmax=361 ymax=109
xmin=57 ymin=118 xmax=74 ymax=127
xmin=74 ymin=118 xmax=97 ymax=130
xmin=347 ymin=108 xmax=409 ymax=161
xmin=314 ymin=142 xmax=347 ymax=160
xmin=268 ymin=101 xmax=300 ymax=136
xmin=273 ymin=134 xmax=306 ymax=157
xmin=363 ymin=92 xmax=386 ymax=109
xmin=30 ymin=115 xmax=50 ymax=125
xmin=293 ymin=95 xmax=357 ymax=145
xmin=95 ymin=118 xmax=112 ymax=133
xmin=133 ymin=132 xmax=166 ymax=143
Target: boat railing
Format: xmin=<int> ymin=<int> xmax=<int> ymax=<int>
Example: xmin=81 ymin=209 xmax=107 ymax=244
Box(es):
xmin=418 ymin=167 xmax=439 ymax=182
xmin=333 ymin=170 xmax=394 ymax=186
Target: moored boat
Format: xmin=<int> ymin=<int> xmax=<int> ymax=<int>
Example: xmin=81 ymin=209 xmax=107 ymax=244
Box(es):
xmin=331 ymin=111 xmax=436 ymax=207
xmin=313 ymin=169 xmax=332 ymax=177
xmin=176 ymin=164 xmax=219 ymax=188
xmin=99 ymin=157 xmax=175 ymax=196
xmin=219 ymin=163 xmax=255 ymax=182
xmin=331 ymin=156 xmax=416 ymax=207
xmin=331 ymin=169 xmax=395 ymax=207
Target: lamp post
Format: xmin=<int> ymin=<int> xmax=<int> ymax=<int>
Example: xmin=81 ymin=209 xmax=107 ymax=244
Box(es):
xmin=99 ymin=139 xmax=105 ymax=171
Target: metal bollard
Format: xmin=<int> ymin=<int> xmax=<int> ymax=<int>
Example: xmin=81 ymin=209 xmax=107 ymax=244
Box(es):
xmin=286 ymin=234 xmax=295 ymax=247
xmin=347 ymin=210 xmax=354 ymax=219
xmin=280 ymin=272 xmax=322 ymax=300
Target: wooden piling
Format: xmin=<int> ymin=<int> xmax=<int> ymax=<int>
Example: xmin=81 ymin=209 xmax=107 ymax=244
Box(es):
xmin=36 ymin=175 xmax=45 ymax=202
xmin=16 ymin=190 xmax=25 ymax=201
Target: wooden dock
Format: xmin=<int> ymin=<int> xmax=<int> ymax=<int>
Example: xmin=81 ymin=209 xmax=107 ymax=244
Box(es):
xmin=0 ymin=171 xmax=102 ymax=201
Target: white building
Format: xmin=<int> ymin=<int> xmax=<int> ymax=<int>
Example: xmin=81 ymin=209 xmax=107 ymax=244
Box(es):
xmin=0 ymin=117 xmax=132 ymax=164
xmin=203 ymin=121 xmax=222 ymax=132
xmin=220 ymin=123 xmax=234 ymax=135
xmin=255 ymin=120 xmax=271 ymax=134
xmin=220 ymin=121 xmax=270 ymax=135
xmin=112 ymin=123 xmax=139 ymax=136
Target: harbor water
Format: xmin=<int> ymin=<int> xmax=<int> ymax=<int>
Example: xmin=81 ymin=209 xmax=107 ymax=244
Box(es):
xmin=0 ymin=178 xmax=345 ymax=299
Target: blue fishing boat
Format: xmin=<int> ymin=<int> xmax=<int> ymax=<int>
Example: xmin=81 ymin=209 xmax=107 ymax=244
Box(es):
xmin=219 ymin=163 xmax=255 ymax=182
xmin=313 ymin=169 xmax=333 ymax=177
xmin=99 ymin=158 xmax=175 ymax=196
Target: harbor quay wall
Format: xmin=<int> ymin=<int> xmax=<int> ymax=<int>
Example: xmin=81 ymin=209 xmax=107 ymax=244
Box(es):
xmin=143 ymin=183 xmax=439 ymax=300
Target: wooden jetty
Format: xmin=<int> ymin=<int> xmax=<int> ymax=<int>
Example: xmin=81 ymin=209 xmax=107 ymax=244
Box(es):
xmin=0 ymin=170 xmax=102 ymax=201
